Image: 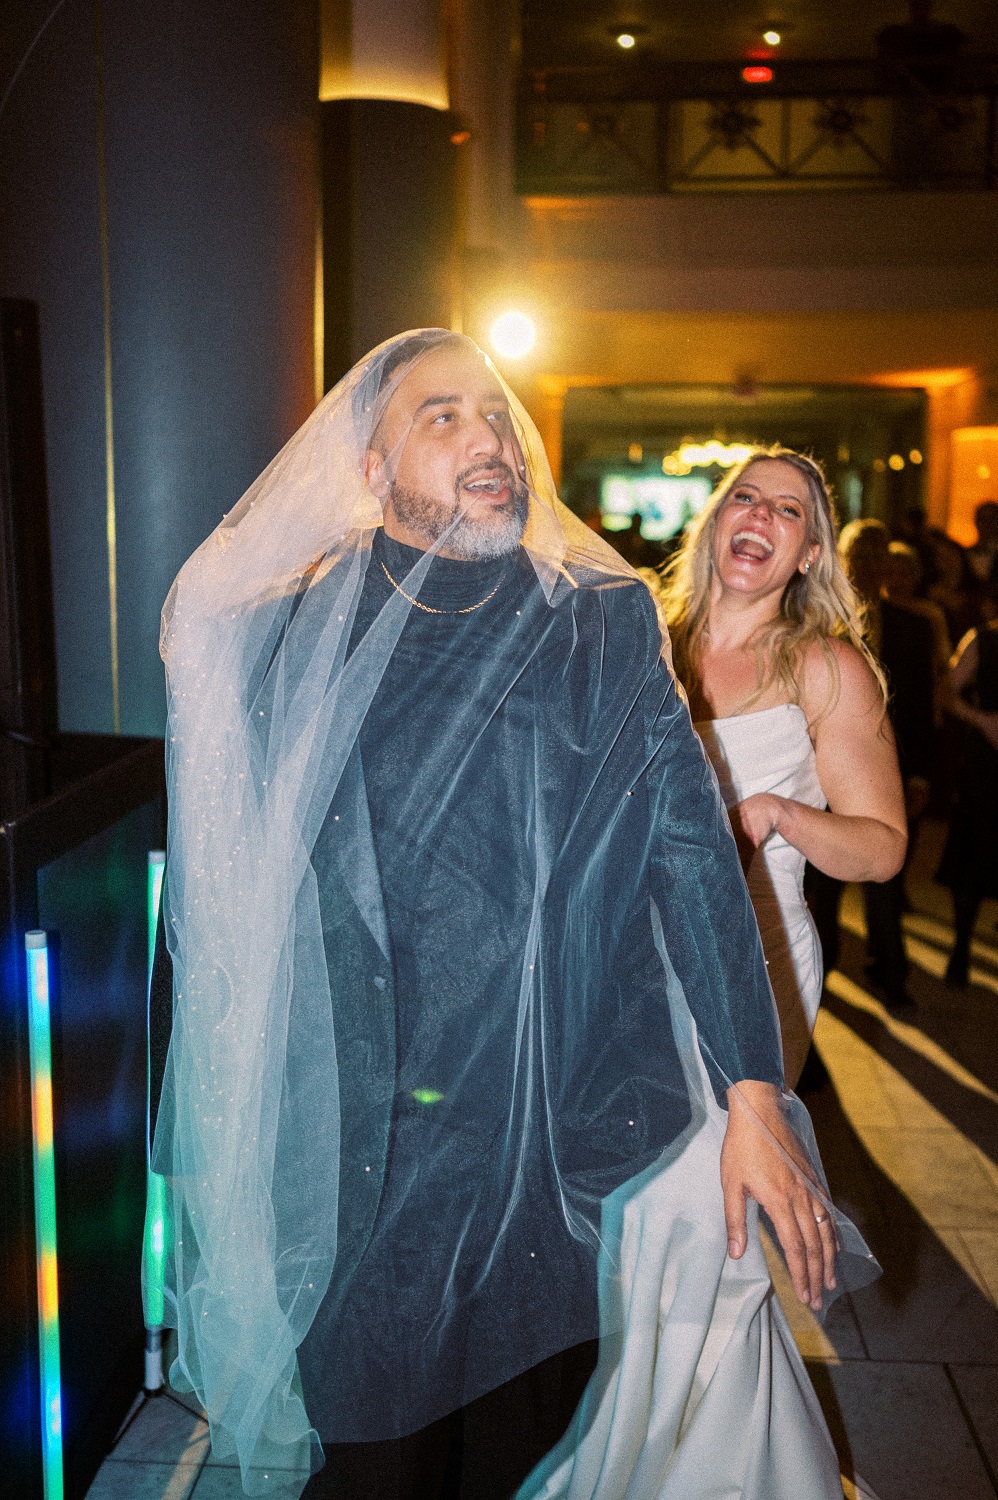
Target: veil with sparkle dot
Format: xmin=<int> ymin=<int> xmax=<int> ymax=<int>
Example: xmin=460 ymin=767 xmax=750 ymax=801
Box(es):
xmin=154 ymin=330 xmax=877 ymax=1495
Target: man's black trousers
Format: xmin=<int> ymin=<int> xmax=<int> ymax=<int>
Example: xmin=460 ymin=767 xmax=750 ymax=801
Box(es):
xmin=301 ymin=1341 xmax=598 ymax=1500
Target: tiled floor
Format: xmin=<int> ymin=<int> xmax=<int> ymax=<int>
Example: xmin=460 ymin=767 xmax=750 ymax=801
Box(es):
xmin=85 ymin=820 xmax=998 ymax=1500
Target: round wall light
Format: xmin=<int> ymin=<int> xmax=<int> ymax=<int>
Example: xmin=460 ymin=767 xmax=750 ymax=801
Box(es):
xmin=763 ymin=30 xmax=782 ymax=45
xmin=609 ymin=24 xmax=646 ymax=48
xmin=490 ymin=312 xmax=537 ymax=359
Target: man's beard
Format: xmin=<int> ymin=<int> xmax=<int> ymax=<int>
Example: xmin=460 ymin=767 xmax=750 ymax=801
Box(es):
xmin=388 ymin=461 xmax=529 ymax=561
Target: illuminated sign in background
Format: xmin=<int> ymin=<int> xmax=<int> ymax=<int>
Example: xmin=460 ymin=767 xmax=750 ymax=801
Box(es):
xmin=600 ymin=473 xmax=713 ymax=540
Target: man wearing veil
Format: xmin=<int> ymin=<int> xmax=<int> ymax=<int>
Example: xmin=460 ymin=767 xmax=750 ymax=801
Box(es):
xmin=155 ymin=331 xmax=860 ymax=1500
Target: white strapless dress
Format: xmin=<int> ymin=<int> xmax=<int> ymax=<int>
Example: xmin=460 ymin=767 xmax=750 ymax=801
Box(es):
xmin=695 ymin=703 xmax=826 ymax=1087
xmin=516 ymin=708 xmax=875 ymax=1500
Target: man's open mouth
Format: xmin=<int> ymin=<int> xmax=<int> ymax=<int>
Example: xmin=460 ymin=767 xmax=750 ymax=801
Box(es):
xmin=464 ymin=476 xmax=507 ymax=494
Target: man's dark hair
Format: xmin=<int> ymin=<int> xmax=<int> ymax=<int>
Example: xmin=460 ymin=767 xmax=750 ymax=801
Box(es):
xmin=351 ymin=330 xmax=466 ymax=436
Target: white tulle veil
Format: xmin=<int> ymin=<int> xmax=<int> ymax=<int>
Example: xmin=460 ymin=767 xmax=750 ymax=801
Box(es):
xmin=154 ymin=330 xmax=877 ymax=1496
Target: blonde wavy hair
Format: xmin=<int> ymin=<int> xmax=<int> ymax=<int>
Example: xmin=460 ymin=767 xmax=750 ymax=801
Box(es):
xmin=658 ymin=446 xmax=887 ymax=715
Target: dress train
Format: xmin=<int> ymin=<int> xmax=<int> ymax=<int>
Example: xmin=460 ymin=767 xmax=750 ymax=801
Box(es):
xmin=517 ymin=957 xmax=878 ymax=1500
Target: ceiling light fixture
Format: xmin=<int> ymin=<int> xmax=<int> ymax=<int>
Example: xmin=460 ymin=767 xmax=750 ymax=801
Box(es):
xmin=763 ymin=30 xmax=782 ymax=46
xmin=617 ymin=31 xmax=636 ymax=48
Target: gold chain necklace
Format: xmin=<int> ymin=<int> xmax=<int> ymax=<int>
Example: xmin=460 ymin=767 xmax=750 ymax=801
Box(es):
xmin=379 ymin=558 xmax=505 ymax=615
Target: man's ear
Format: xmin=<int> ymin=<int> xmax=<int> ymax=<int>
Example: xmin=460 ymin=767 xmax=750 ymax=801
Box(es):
xmin=365 ymin=447 xmax=389 ymax=501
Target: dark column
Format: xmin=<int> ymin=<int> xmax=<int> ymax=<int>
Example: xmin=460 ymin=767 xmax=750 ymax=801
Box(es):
xmin=321 ymin=99 xmax=459 ymax=389
xmin=0 ymin=1 xmax=319 ymax=736
xmin=0 ymin=300 xmax=58 ymax=817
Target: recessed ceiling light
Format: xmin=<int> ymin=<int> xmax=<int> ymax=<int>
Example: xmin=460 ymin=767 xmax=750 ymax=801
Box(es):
xmin=617 ymin=32 xmax=636 ymax=48
xmin=763 ymin=30 xmax=782 ymax=46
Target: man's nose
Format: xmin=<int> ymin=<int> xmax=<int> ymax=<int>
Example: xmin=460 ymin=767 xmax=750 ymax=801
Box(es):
xmin=468 ymin=414 xmax=503 ymax=455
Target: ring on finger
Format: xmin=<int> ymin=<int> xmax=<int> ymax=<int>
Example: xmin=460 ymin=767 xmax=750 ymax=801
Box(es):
xmin=814 ymin=1211 xmax=829 ymax=1224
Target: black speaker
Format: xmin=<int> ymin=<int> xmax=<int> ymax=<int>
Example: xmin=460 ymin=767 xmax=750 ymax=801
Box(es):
xmin=0 ymin=299 xmax=58 ymax=819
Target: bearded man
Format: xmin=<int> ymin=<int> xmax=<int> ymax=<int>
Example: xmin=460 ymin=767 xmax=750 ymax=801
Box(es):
xmin=154 ymin=331 xmax=852 ymax=1500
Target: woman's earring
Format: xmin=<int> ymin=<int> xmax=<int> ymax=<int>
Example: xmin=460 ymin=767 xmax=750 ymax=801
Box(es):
xmin=803 ymin=561 xmax=812 ymax=573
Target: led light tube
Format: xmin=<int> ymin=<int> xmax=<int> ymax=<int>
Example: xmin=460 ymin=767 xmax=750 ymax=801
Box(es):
xmin=25 ymin=930 xmax=64 ymax=1500
xmin=143 ymin=852 xmax=168 ymax=1355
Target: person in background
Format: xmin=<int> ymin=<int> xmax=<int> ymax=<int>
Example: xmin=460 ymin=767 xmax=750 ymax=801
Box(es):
xmin=659 ymin=450 xmax=906 ymax=1085
xmin=885 ymin=541 xmax=952 ymax=723
xmin=937 ymin=617 xmax=998 ymax=986
xmin=835 ymin=519 xmax=936 ymax=1008
xmin=894 ymin=503 xmax=936 ymax=583
xmin=927 ymin=528 xmax=980 ymax=644
xmin=966 ymin=500 xmax=998 ymax=591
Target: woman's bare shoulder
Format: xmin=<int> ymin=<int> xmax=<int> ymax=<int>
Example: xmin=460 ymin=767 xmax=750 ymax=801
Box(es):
xmin=799 ymin=636 xmax=882 ymax=722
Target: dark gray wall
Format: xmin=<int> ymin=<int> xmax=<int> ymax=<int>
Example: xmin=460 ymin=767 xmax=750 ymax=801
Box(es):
xmin=0 ymin=0 xmax=319 ymax=735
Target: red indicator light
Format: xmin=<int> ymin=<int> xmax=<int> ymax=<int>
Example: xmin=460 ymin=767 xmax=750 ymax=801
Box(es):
xmin=742 ymin=65 xmax=773 ymax=83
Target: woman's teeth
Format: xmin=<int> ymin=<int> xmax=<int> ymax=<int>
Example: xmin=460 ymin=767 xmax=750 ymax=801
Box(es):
xmin=731 ymin=529 xmax=774 ymax=559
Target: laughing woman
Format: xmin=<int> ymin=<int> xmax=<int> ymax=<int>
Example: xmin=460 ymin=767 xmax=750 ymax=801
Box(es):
xmin=659 ymin=448 xmax=906 ymax=1085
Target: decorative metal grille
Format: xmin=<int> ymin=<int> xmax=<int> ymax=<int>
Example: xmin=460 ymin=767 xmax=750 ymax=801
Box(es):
xmin=516 ymin=62 xmax=998 ymax=194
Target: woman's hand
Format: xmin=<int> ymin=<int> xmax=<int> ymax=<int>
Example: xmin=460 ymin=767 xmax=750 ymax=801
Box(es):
xmin=728 ymin=793 xmax=786 ymax=870
xmin=721 ymin=1079 xmax=838 ymax=1310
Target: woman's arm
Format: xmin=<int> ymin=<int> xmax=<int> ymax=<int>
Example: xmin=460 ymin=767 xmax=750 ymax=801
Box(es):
xmin=729 ymin=639 xmax=907 ymax=883
xmin=942 ymin=629 xmax=998 ymax=750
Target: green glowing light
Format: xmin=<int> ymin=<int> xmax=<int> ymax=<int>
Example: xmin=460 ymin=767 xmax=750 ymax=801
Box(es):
xmin=26 ymin=931 xmax=64 ymax=1500
xmin=142 ymin=852 xmax=168 ymax=1333
xmin=142 ymin=1172 xmax=167 ymax=1327
xmin=410 ymin=1088 xmax=445 ymax=1106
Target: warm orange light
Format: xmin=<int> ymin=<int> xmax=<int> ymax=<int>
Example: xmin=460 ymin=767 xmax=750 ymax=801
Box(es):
xmin=950 ymin=427 xmax=998 ymax=545
xmin=40 ymin=1248 xmax=60 ymax=1326
xmin=742 ymin=66 xmax=773 ymax=83
xmin=869 ymin=368 xmax=974 ymax=391
xmin=450 ymin=130 xmax=471 ymax=145
xmin=33 ymin=1072 xmax=54 ymax=1155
